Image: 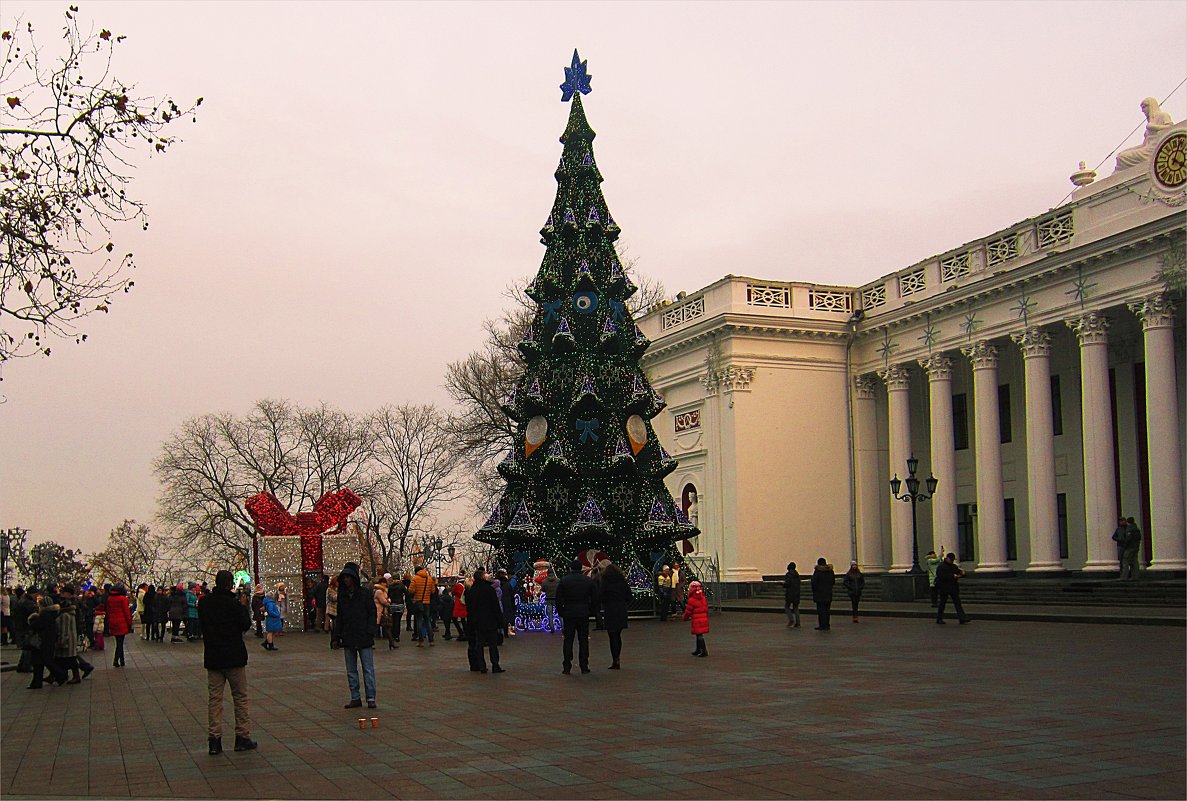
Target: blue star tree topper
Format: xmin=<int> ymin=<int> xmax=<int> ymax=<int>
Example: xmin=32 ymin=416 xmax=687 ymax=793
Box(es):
xmin=560 ymin=49 xmax=593 ymax=101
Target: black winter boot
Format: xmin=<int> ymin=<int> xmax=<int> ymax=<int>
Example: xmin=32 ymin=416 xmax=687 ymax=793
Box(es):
xmin=234 ymin=735 xmax=258 ymax=752
xmin=208 ymin=737 xmax=222 ymax=755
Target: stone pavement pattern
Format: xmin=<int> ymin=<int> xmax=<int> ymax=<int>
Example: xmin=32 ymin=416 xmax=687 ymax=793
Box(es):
xmin=2 ymin=615 xmax=1183 ymax=800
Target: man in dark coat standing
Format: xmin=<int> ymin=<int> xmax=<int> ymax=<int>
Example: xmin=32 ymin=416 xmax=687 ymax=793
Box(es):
xmin=555 ymin=559 xmax=597 ymax=675
xmin=935 ymin=553 xmax=970 ymax=624
xmin=810 ymin=557 xmax=834 ymax=631
xmin=197 ymin=569 xmax=257 ymax=756
xmin=332 ymin=562 xmax=378 ymax=708
xmin=463 ymin=568 xmax=504 ymax=673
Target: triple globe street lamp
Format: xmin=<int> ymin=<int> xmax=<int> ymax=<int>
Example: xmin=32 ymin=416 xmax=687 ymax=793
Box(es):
xmin=889 ymin=455 xmax=938 ymax=576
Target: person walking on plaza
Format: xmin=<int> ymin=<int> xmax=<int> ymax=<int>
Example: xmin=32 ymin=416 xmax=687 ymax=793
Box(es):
xmin=782 ymin=562 xmax=801 ymax=628
xmin=373 ymin=578 xmax=397 ymax=650
xmin=656 ymin=565 xmax=674 ymax=621
xmin=449 ymin=578 xmax=468 ymax=643
xmin=198 ymin=569 xmax=258 ymax=755
xmin=495 ymin=568 xmax=517 ymax=637
xmin=152 ymin=585 xmax=169 ymax=641
xmin=600 ymin=562 xmax=631 ymax=669
xmin=386 ymin=575 xmax=405 ymax=643
xmin=810 ymin=558 xmax=835 ymax=631
xmin=843 ymin=562 xmax=865 ymax=623
xmin=683 ymin=580 xmax=710 ymax=657
xmin=261 ymin=592 xmax=282 ymax=651
xmin=135 ymin=583 xmax=148 ymax=639
xmin=464 ymin=567 xmax=504 ymax=673
xmin=1119 ymin=517 xmax=1143 ymax=580
xmin=57 ymin=585 xmax=93 ymax=681
xmin=0 ymin=586 xmax=10 ymax=646
xmin=408 ymin=565 xmax=436 ymax=647
xmin=11 ymin=587 xmax=35 ymax=673
xmin=542 ymin=566 xmax=560 ymax=633
xmin=27 ymin=594 xmax=68 ymax=689
xmin=935 ymin=552 xmax=970 ymax=624
xmin=925 ymin=549 xmax=943 ymax=607
xmin=556 ymin=559 xmax=596 ymax=674
xmin=106 ymin=584 xmax=133 ymax=666
xmin=275 ymin=582 xmax=289 ymax=633
xmin=324 ymin=575 xmax=339 ymax=643
xmin=185 ymin=583 xmax=200 ymax=640
xmin=250 ymin=584 xmax=266 ymax=639
xmin=332 ymin=562 xmax=378 ymax=708
xmin=141 ymin=584 xmax=156 ymax=641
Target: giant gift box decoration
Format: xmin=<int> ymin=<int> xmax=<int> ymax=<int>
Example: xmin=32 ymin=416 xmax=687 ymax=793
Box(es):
xmin=247 ymin=488 xmax=364 ymax=629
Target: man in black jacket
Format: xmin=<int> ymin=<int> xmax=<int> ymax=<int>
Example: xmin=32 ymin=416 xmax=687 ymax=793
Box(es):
xmin=555 ymin=559 xmax=597 ymax=675
xmin=810 ymin=558 xmax=834 ymax=631
xmin=11 ymin=588 xmax=35 ymax=673
xmin=934 ymin=553 xmax=970 ymax=624
xmin=463 ymin=568 xmax=505 ymax=673
xmin=197 ymin=570 xmax=257 ymax=755
xmin=332 ymin=562 xmax=378 ymax=709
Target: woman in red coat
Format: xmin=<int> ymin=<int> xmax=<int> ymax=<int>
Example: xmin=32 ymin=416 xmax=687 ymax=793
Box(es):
xmin=105 ymin=585 xmax=134 ymax=667
xmin=451 ymin=581 xmax=468 ymax=643
xmin=682 ymin=580 xmax=709 ymax=657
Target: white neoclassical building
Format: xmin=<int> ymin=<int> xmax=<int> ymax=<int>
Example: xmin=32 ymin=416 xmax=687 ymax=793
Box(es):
xmin=642 ymin=115 xmax=1186 ymax=584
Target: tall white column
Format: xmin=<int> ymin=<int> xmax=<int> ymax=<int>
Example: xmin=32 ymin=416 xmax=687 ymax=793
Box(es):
xmin=853 ymin=375 xmax=886 ymax=572
xmin=1129 ymin=295 xmax=1186 ymax=570
xmin=879 ymin=364 xmax=913 ymax=572
xmin=962 ymin=340 xmax=1009 ymax=572
xmin=1067 ymin=312 xmax=1118 ymax=572
xmin=1011 ymin=327 xmax=1063 ymax=571
xmin=919 ymin=354 xmax=956 ymax=555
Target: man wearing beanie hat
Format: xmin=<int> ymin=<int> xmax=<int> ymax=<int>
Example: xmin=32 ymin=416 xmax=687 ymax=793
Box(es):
xmin=197 ymin=570 xmax=257 ymax=756
xmin=555 ymin=559 xmax=598 ymax=675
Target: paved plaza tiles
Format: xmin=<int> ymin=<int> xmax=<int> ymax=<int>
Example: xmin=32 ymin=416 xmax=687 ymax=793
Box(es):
xmin=1 ymin=614 xmax=1183 ymax=800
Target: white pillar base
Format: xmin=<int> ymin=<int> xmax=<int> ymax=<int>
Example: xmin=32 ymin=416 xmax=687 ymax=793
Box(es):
xmin=1149 ymin=558 xmax=1187 ymax=571
xmin=1081 ymin=560 xmax=1120 ymax=573
xmin=1025 ymin=562 xmax=1065 ymax=572
xmin=973 ymin=564 xmax=1011 ymax=573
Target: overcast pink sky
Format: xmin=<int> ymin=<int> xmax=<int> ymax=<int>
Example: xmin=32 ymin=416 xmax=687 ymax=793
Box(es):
xmin=2 ymin=0 xmax=1185 ymax=556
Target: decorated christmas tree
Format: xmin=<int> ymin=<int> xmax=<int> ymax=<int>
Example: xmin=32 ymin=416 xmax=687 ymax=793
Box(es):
xmin=475 ymin=51 xmax=697 ymax=570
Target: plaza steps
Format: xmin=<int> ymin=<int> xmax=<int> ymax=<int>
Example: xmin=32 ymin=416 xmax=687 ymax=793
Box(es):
xmin=752 ymin=574 xmax=1186 ymax=607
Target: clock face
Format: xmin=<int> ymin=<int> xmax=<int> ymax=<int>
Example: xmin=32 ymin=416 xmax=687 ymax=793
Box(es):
xmin=1152 ymin=131 xmax=1187 ymax=190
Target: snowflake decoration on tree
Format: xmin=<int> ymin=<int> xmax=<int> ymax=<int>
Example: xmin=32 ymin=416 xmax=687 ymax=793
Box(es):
xmin=546 ymin=485 xmax=570 ymax=511
xmin=610 ymin=484 xmax=634 ymax=511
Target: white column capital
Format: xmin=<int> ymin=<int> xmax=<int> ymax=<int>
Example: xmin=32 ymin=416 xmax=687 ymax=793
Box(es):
xmin=1067 ymin=311 xmax=1110 ymax=345
xmin=961 ymin=340 xmax=999 ymax=370
xmin=878 ymin=364 xmax=911 ymax=391
xmin=1128 ymin=294 xmax=1177 ymax=331
xmin=1011 ymin=327 xmax=1053 ymax=359
xmin=853 ymin=374 xmax=878 ymax=399
xmin=918 ymin=354 xmax=954 ymax=381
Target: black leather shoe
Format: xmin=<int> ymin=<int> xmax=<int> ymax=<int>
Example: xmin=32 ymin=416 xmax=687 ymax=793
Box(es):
xmin=492 ymin=667 xmax=505 ymax=673
xmin=580 ymin=667 xmax=591 ymax=674
xmin=562 ymin=667 xmax=571 ymax=675
xmin=208 ymin=737 xmax=222 ymax=755
xmin=234 ymin=735 xmax=258 ymax=752
xmin=344 ymin=699 xmax=362 ymax=709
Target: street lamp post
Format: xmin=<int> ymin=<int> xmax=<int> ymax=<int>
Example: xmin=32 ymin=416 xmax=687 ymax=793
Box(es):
xmin=889 ymin=454 xmax=938 ymax=576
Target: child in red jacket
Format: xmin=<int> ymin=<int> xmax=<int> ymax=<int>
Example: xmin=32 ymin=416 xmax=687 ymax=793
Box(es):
xmin=682 ymin=580 xmax=709 ymax=657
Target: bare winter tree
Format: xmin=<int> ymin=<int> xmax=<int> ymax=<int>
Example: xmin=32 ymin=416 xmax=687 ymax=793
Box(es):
xmin=154 ymin=399 xmax=454 ymax=571
xmin=0 ymin=6 xmax=201 ymax=362
xmin=364 ymin=404 xmax=466 ymax=572
xmin=444 ymin=257 xmax=666 ymax=514
xmin=88 ymin=518 xmax=164 ymax=588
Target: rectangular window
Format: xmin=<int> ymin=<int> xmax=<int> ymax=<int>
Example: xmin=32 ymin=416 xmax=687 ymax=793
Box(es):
xmin=1051 ymin=374 xmax=1063 ymax=436
xmin=1004 ymin=498 xmax=1017 ymax=561
xmin=953 ymin=393 xmax=969 ymax=451
xmin=957 ymin=503 xmax=975 ymax=563
xmin=1057 ymin=493 xmax=1069 ymax=560
xmin=998 ymin=384 xmax=1012 ymax=443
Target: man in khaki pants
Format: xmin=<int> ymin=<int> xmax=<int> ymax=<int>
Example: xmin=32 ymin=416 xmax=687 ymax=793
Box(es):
xmin=197 ymin=570 xmax=258 ymax=755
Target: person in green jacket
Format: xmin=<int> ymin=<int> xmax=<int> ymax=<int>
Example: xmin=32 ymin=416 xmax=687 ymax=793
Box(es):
xmin=926 ymin=548 xmax=944 ymax=607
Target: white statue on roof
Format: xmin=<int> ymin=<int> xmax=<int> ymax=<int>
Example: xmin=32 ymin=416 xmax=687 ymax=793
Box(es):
xmin=1114 ymin=97 xmax=1174 ymax=173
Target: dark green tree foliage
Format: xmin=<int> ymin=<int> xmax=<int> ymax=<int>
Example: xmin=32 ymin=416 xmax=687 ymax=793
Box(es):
xmin=476 ymin=91 xmax=697 ymax=567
